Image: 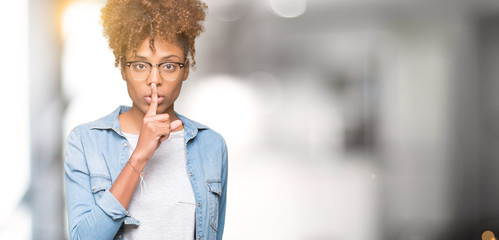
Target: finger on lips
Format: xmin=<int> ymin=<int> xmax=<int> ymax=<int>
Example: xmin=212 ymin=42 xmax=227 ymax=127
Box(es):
xmin=144 ymin=83 xmax=184 ymax=143
xmin=146 ymin=83 xmax=158 ymax=117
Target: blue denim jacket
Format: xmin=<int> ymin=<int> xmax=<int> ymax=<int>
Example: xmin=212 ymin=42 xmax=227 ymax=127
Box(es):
xmin=64 ymin=106 xmax=227 ymax=240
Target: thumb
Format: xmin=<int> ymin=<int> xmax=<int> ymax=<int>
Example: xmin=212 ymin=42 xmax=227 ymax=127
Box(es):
xmin=170 ymin=119 xmax=183 ymax=131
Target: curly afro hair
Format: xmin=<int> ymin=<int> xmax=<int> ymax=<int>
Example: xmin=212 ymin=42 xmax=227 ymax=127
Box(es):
xmin=101 ymin=0 xmax=207 ymax=67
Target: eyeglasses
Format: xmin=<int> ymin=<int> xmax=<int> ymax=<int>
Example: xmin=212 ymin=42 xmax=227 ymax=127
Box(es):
xmin=125 ymin=61 xmax=186 ymax=81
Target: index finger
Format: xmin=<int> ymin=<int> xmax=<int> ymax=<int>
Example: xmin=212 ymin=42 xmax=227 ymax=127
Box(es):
xmin=146 ymin=83 xmax=158 ymax=116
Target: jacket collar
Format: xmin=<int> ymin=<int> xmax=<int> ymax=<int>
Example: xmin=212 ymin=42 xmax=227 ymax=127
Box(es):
xmin=175 ymin=112 xmax=209 ymax=142
xmin=90 ymin=105 xmax=208 ymax=139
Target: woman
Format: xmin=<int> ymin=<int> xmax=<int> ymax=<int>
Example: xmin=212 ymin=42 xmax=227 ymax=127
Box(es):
xmin=64 ymin=0 xmax=228 ymax=239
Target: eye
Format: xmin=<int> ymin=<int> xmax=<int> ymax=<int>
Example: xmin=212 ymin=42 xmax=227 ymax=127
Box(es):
xmin=160 ymin=63 xmax=178 ymax=73
xmin=131 ymin=62 xmax=148 ymax=71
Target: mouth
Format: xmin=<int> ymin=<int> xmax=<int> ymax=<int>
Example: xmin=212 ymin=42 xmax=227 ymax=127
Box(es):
xmin=144 ymin=95 xmax=165 ymax=104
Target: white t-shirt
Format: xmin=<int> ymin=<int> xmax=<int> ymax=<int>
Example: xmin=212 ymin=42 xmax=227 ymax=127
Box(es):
xmin=123 ymin=130 xmax=196 ymax=240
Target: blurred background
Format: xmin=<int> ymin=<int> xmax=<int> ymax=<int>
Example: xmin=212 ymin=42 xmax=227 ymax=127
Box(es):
xmin=1 ymin=0 xmax=499 ymax=239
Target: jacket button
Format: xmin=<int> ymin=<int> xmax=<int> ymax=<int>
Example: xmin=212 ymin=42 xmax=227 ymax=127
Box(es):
xmin=92 ymin=186 xmax=96 ymax=190
xmin=197 ymin=236 xmax=201 ymax=240
xmin=123 ymin=143 xmax=127 ymax=147
xmin=189 ymin=172 xmax=193 ymax=176
xmin=117 ymin=234 xmax=122 ymax=238
xmin=197 ymin=203 xmax=201 ymax=207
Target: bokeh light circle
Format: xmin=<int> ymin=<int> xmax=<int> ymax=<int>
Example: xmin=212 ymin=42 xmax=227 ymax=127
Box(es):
xmin=268 ymin=0 xmax=307 ymax=18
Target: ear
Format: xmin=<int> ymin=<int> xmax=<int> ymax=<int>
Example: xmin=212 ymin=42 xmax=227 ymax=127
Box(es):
xmin=182 ymin=60 xmax=190 ymax=81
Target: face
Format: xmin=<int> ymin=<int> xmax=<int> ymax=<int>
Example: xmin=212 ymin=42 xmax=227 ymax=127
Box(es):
xmin=121 ymin=38 xmax=189 ymax=116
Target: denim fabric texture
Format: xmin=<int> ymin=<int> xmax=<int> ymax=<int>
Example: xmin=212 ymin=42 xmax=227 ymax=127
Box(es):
xmin=64 ymin=106 xmax=228 ymax=240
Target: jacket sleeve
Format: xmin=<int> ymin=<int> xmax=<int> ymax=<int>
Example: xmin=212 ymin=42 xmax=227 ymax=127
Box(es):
xmin=64 ymin=128 xmax=128 ymax=240
xmin=217 ymin=141 xmax=228 ymax=240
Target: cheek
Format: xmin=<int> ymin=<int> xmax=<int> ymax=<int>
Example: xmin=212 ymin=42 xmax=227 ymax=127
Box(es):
xmin=169 ymin=83 xmax=183 ymax=101
xmin=159 ymin=83 xmax=183 ymax=111
xmin=126 ymin=82 xmax=143 ymax=103
xmin=126 ymin=83 xmax=136 ymax=99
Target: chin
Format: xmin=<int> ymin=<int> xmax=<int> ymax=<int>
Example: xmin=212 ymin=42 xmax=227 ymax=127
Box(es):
xmin=155 ymin=104 xmax=170 ymax=114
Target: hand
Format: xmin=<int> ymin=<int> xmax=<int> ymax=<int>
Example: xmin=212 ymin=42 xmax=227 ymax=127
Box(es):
xmin=131 ymin=83 xmax=182 ymax=162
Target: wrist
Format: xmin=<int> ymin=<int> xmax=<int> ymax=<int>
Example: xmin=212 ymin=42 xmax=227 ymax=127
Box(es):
xmin=128 ymin=153 xmax=148 ymax=170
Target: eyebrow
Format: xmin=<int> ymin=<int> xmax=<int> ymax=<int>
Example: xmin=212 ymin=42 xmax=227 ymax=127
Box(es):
xmin=132 ymin=54 xmax=183 ymax=61
xmin=133 ymin=55 xmax=147 ymax=60
xmin=161 ymin=55 xmax=182 ymax=61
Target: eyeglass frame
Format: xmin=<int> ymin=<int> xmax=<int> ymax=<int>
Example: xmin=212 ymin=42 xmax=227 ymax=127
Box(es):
xmin=124 ymin=60 xmax=187 ymax=81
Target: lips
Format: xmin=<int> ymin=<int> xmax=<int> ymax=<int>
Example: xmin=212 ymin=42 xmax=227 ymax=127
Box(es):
xmin=144 ymin=95 xmax=165 ymax=104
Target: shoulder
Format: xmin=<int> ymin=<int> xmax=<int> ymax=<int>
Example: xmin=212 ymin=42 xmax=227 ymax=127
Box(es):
xmin=70 ymin=119 xmax=99 ymax=134
xmin=176 ymin=113 xmax=227 ymax=151
xmin=66 ymin=117 xmax=109 ymax=149
xmin=198 ymin=128 xmax=227 ymax=156
xmin=180 ymin=114 xmax=225 ymax=139
xmin=68 ymin=118 xmax=107 ymax=141
xmin=68 ymin=106 xmax=129 ymax=137
xmin=198 ymin=128 xmax=226 ymax=145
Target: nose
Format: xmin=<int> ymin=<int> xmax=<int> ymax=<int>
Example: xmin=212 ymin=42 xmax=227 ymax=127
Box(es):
xmin=147 ymin=66 xmax=162 ymax=86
